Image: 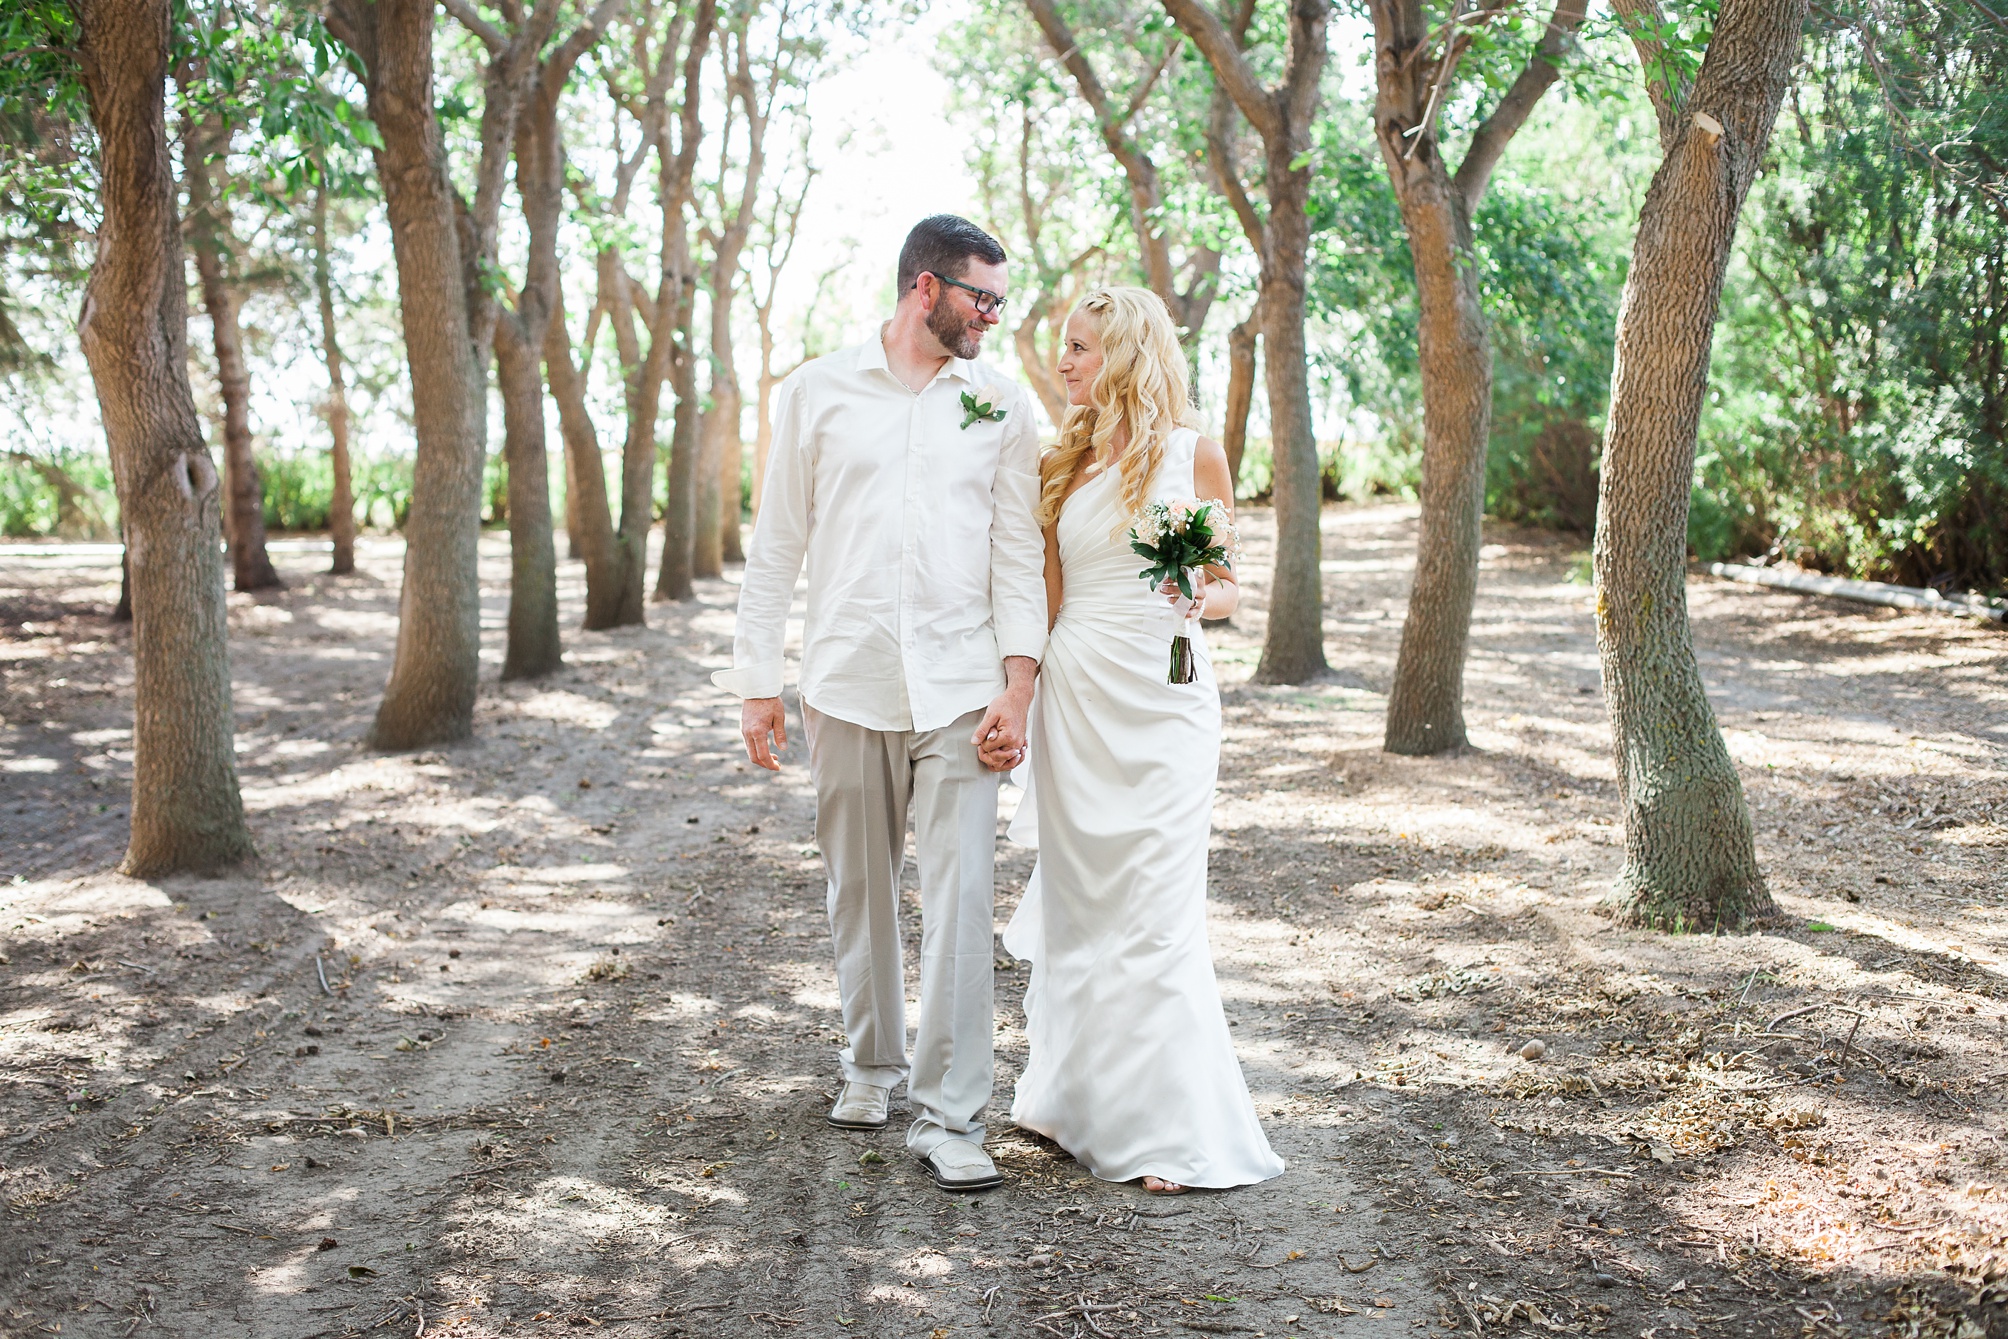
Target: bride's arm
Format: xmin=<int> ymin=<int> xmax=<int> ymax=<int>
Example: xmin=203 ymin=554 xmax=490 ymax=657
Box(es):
xmin=1042 ymin=521 xmax=1062 ymax=632
xmin=1191 ymin=436 xmax=1240 ymax=620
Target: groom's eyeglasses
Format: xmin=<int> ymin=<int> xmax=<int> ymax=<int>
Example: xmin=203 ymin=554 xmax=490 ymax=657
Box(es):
xmin=925 ymin=272 xmax=1009 ymax=317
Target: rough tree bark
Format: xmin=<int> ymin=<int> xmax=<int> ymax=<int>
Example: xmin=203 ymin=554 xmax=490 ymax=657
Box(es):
xmin=1371 ymin=0 xmax=1588 ymax=755
xmin=545 ymin=284 xmax=623 ymax=627
xmin=73 ymin=0 xmax=252 ymax=875
xmin=465 ymin=0 xmax=620 ymax=680
xmin=654 ymin=267 xmax=701 ymax=601
xmin=1221 ymin=309 xmax=1259 ymax=487
xmin=694 ymin=22 xmax=772 ymax=578
xmin=179 ymin=110 xmax=280 ymax=591
xmin=1593 ymin=0 xmax=1805 ymax=928
xmin=651 ymin=1 xmax=716 ymax=603
xmin=1162 ymin=0 xmax=1329 ymax=684
xmin=310 ymin=185 xmax=356 ymax=575
xmin=327 ymin=0 xmax=489 ymax=749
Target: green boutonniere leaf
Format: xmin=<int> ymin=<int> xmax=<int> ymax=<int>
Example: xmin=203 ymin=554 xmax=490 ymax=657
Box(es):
xmin=959 ymin=389 xmax=1008 ymax=430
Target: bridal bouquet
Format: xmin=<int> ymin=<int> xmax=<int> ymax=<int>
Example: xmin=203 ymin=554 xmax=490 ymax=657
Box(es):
xmin=1128 ymin=498 xmax=1236 ymax=684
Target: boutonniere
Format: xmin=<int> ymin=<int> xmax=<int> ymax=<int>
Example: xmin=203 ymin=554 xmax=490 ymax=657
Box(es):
xmin=959 ymin=386 xmax=1011 ymax=430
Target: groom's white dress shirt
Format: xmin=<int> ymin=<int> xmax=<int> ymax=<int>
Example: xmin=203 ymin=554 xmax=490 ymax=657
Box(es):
xmin=712 ymin=331 xmax=1047 ymax=732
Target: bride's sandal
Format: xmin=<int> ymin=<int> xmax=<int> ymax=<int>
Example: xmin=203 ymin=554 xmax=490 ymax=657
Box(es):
xmin=1142 ymin=1175 xmax=1188 ymax=1195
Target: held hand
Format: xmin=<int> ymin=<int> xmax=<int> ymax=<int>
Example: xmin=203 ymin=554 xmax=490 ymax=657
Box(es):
xmin=1159 ymin=570 xmax=1207 ymax=620
xmin=740 ymin=697 xmax=788 ymax=771
xmin=971 ymin=684 xmax=1032 ymax=773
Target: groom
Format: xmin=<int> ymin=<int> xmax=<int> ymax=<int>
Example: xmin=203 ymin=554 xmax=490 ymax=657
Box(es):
xmin=714 ymin=215 xmax=1046 ymax=1192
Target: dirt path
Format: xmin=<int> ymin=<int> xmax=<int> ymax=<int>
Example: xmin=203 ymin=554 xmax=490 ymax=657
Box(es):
xmin=2 ymin=505 xmax=2004 ymax=1339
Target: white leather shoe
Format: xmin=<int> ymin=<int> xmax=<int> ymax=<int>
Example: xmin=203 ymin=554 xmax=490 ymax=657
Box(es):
xmin=827 ymin=1082 xmax=890 ymax=1130
xmin=919 ymin=1138 xmax=1003 ymax=1192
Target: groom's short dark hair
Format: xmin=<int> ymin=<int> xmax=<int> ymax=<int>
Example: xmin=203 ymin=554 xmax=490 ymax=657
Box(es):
xmin=897 ymin=215 xmax=1007 ymax=299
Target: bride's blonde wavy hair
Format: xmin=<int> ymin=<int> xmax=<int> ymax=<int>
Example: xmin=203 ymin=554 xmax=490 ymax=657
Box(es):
xmin=1035 ymin=286 xmax=1199 ymax=529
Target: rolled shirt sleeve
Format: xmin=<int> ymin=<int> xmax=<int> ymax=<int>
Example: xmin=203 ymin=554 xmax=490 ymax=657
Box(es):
xmin=711 ymin=374 xmax=810 ymax=700
xmin=989 ymin=387 xmax=1048 ymax=664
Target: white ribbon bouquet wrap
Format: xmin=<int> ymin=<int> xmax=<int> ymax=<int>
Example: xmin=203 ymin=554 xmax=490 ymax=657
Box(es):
xmin=1127 ymin=498 xmax=1237 ymax=684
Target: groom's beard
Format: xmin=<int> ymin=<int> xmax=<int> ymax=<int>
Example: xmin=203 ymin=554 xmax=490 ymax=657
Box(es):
xmin=927 ymin=300 xmax=985 ymax=360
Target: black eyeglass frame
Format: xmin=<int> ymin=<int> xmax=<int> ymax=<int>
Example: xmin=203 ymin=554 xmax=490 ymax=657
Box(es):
xmin=921 ymin=271 xmax=1009 ymax=317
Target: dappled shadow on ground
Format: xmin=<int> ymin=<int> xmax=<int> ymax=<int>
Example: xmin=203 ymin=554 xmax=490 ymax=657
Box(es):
xmin=2 ymin=508 xmax=2004 ymax=1338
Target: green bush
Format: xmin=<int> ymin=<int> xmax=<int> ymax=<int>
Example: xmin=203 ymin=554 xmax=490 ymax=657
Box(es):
xmin=0 ymin=450 xmax=117 ymax=538
xmin=259 ymin=451 xmax=334 ymax=532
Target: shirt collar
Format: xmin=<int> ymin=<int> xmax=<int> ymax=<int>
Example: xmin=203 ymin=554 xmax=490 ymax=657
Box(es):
xmin=865 ymin=324 xmax=976 ymax=386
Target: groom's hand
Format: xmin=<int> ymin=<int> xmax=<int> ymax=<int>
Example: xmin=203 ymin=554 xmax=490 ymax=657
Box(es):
xmin=740 ymin=697 xmax=788 ymax=771
xmin=972 ymin=656 xmax=1037 ymax=773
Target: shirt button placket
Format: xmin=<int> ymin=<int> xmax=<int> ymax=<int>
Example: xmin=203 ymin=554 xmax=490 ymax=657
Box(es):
xmin=899 ymin=396 xmax=922 ymax=725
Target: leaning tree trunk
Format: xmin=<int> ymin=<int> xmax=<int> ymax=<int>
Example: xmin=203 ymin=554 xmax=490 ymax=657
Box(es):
xmin=1221 ymin=314 xmax=1258 ymax=490
xmin=1595 ymin=0 xmax=1807 ymax=930
xmin=695 ymin=269 xmax=746 ymax=575
xmin=655 ymin=285 xmax=701 ymax=602
xmin=491 ymin=62 xmax=576 ymax=682
xmin=715 ymin=370 xmax=744 ymax=565
xmin=74 ymin=0 xmax=252 ymax=875
xmin=546 ymin=288 xmax=622 ymax=628
xmin=1251 ymin=144 xmax=1328 ymax=685
xmin=613 ymin=284 xmax=673 ymax=622
xmin=340 ymin=0 xmax=489 ymax=749
xmin=495 ymin=319 xmax=560 ymax=678
xmin=693 ymin=403 xmax=720 ymax=578
xmin=1381 ymin=174 xmax=1491 ymax=755
xmin=183 ymin=122 xmax=281 ymax=592
xmin=312 ymin=187 xmax=357 ymax=575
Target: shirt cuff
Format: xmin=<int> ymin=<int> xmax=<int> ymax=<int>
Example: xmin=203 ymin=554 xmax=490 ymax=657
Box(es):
xmin=996 ymin=623 xmax=1047 ymax=664
xmin=711 ymin=663 xmax=785 ymax=699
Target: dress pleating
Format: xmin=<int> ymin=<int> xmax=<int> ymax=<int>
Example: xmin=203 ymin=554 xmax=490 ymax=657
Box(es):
xmin=1002 ymin=427 xmax=1283 ymax=1190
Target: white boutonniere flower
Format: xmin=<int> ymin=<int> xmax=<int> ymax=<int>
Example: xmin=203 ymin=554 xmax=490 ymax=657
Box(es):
xmin=959 ymin=384 xmax=1012 ymax=430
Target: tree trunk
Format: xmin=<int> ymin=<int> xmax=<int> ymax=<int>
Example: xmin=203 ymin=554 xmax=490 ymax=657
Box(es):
xmin=1159 ymin=0 xmax=1329 ymax=684
xmin=655 ymin=280 xmax=701 ymax=601
xmin=563 ymin=447 xmax=580 ymax=558
xmin=1381 ymin=171 xmax=1490 ymax=754
xmin=1222 ymin=314 xmax=1258 ymax=491
xmin=547 ymin=286 xmax=623 ymax=627
xmin=700 ymin=259 xmax=746 ymax=572
xmin=1370 ymin=0 xmax=1588 ymax=754
xmin=182 ymin=117 xmax=280 ymax=592
xmin=74 ymin=0 xmax=251 ymax=875
xmin=717 ymin=374 xmax=743 ymax=564
xmin=1594 ymin=0 xmax=1807 ymax=929
xmin=311 ymin=185 xmax=357 ymax=575
xmin=613 ymin=262 xmax=674 ymax=622
xmin=330 ymin=0 xmax=489 ymax=749
xmin=693 ymin=404 xmax=721 ymax=578
xmin=115 ymin=539 xmax=132 ymax=621
xmin=492 ymin=51 xmax=587 ymax=682
xmin=1251 ymin=141 xmax=1328 ymax=685
xmin=1016 ymin=300 xmax=1071 ymax=424
xmin=495 ymin=318 xmax=560 ymax=678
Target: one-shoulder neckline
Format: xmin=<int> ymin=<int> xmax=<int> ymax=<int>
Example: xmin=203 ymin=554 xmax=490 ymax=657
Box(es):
xmin=1058 ymin=462 xmax=1117 ymax=522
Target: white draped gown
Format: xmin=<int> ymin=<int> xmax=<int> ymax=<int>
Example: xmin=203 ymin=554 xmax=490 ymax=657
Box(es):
xmin=1002 ymin=426 xmax=1284 ymax=1190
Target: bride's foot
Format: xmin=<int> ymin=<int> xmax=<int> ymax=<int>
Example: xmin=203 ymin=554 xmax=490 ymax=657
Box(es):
xmin=1142 ymin=1175 xmax=1188 ymax=1195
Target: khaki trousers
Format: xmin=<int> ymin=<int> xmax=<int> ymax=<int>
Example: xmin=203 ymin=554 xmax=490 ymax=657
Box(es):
xmin=803 ymin=702 xmax=998 ymax=1156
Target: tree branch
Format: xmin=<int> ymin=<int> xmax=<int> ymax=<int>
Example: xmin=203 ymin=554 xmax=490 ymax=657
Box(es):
xmin=1205 ymin=81 xmax=1265 ymax=256
xmin=1609 ymin=0 xmax=1687 ymax=147
xmin=1158 ymin=0 xmax=1280 ymax=140
xmin=441 ymin=0 xmax=509 ymax=55
xmin=1452 ymin=0 xmax=1588 ymax=210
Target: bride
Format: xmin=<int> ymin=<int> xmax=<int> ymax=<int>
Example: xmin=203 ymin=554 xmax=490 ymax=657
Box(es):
xmin=1003 ymin=286 xmax=1284 ymax=1194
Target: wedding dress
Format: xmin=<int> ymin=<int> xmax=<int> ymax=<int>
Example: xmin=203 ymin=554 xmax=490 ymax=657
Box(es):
xmin=1002 ymin=426 xmax=1284 ymax=1189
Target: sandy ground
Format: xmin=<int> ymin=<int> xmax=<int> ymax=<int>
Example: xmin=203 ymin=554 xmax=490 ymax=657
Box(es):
xmin=1 ymin=503 xmax=2004 ymax=1339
